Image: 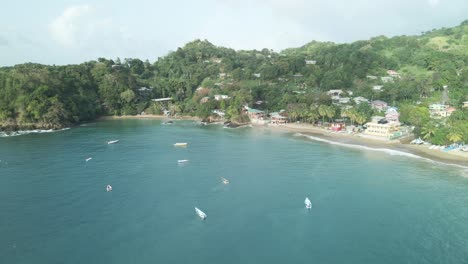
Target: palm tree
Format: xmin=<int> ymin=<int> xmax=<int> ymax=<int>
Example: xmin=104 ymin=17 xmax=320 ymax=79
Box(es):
xmin=318 ymin=105 xmax=327 ymax=124
xmin=325 ymin=106 xmax=336 ymax=123
xmin=307 ymin=107 xmax=319 ymax=124
xmin=421 ymin=123 xmax=436 ymax=140
xmin=447 ymin=131 xmax=462 ymax=143
xmin=355 ymin=113 xmax=367 ymax=126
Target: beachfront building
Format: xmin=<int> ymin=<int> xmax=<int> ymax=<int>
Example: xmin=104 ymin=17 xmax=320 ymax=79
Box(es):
xmin=246 ymin=108 xmax=265 ymax=120
xmin=212 ymin=109 xmax=225 ymax=117
xmin=330 ymin=123 xmax=345 ymax=132
xmin=385 ymin=107 xmax=400 ymax=122
xmin=364 ymin=119 xmax=401 ymax=139
xmin=270 ymin=112 xmax=288 ymax=124
xmin=371 ymin=100 xmax=388 ymax=111
xmin=214 ymin=94 xmax=230 ymax=101
xmin=353 ymin=96 xmax=369 ymax=105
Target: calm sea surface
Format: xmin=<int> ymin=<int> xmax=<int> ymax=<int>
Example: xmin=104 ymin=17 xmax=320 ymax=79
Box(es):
xmin=1 ymin=120 xmax=468 ymax=264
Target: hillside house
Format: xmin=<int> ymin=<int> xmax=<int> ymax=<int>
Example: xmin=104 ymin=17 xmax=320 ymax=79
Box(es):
xmin=305 ymin=60 xmax=317 ymax=65
xmin=387 ymin=70 xmax=400 ymax=77
xmin=366 ymin=75 xmax=378 ymax=80
xmin=385 ymin=107 xmax=400 ymax=122
xmin=381 ymin=76 xmax=394 ymax=83
xmin=200 ymin=97 xmax=210 ymax=104
xmin=373 ymin=85 xmax=384 ymax=91
xmin=353 ymin=97 xmax=369 ymax=105
xmin=371 ymin=100 xmax=388 ymax=111
xmin=327 ymin=89 xmax=343 ymax=97
xmin=463 ymin=101 xmax=468 ymax=108
xmin=214 ymin=94 xmax=230 ymax=101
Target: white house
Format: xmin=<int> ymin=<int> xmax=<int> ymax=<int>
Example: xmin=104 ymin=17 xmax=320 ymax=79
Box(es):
xmin=381 ymin=77 xmax=394 ymax=83
xmin=353 ymin=96 xmax=369 ymax=104
xmin=338 ymin=97 xmax=351 ymax=104
xmin=253 ymin=73 xmax=261 ymax=78
xmin=214 ymin=94 xmax=230 ymax=101
xmin=305 ymin=60 xmax=317 ymax=65
xmin=327 ymin=89 xmax=343 ymax=97
xmin=373 ymin=85 xmax=384 ymax=91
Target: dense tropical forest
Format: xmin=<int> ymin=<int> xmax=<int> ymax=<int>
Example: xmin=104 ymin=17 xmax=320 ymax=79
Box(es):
xmin=0 ymin=21 xmax=467 ymax=144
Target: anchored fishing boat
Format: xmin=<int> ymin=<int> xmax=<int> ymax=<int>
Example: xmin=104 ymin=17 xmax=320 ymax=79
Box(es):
xmin=305 ymin=197 xmax=312 ymax=209
xmin=195 ymin=207 xmax=207 ymax=220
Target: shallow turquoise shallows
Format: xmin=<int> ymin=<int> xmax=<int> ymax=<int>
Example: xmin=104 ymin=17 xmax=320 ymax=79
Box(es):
xmin=1 ymin=120 xmax=468 ymax=264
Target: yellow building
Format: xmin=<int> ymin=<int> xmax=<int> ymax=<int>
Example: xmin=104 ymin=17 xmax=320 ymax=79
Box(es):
xmin=364 ymin=121 xmax=401 ymax=139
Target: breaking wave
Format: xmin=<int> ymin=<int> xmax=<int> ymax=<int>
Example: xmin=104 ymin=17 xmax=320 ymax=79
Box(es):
xmin=294 ymin=133 xmax=468 ymax=170
xmin=0 ymin=128 xmax=70 ymax=137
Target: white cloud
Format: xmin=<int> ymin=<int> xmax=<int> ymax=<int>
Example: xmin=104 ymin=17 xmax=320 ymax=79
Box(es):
xmin=428 ymin=0 xmax=440 ymax=7
xmin=49 ymin=4 xmax=113 ymax=47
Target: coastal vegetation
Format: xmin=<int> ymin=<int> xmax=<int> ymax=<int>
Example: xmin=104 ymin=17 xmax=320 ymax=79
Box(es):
xmin=0 ymin=21 xmax=467 ymax=143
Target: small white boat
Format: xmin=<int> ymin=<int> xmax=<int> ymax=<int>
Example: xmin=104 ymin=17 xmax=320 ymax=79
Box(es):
xmin=305 ymin=197 xmax=312 ymax=209
xmin=195 ymin=207 xmax=207 ymax=220
xmin=106 ymin=185 xmax=113 ymax=192
xmin=178 ymin=159 xmax=189 ymax=163
xmin=107 ymin=140 xmax=119 ymax=144
xmin=221 ymin=177 xmax=230 ymax=184
xmin=85 ymin=157 xmax=92 ymax=162
xmin=174 ymin=142 xmax=188 ymax=147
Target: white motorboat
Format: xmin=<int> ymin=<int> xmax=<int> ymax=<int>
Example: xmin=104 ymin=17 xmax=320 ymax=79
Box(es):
xmin=85 ymin=157 xmax=92 ymax=162
xmin=107 ymin=140 xmax=119 ymax=144
xmin=106 ymin=185 xmax=113 ymax=192
xmin=174 ymin=142 xmax=188 ymax=147
xmin=195 ymin=207 xmax=207 ymax=220
xmin=178 ymin=159 xmax=189 ymax=163
xmin=221 ymin=177 xmax=230 ymax=184
xmin=305 ymin=197 xmax=312 ymax=209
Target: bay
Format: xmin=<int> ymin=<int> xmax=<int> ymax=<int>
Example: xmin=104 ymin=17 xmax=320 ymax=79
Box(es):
xmin=1 ymin=119 xmax=468 ymax=264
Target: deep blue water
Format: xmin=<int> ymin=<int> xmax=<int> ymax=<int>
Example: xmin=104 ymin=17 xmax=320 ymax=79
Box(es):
xmin=1 ymin=120 xmax=468 ymax=264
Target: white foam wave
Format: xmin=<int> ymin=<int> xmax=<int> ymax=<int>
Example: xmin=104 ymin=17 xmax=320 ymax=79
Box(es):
xmin=0 ymin=128 xmax=70 ymax=137
xmin=295 ymin=133 xmax=468 ymax=170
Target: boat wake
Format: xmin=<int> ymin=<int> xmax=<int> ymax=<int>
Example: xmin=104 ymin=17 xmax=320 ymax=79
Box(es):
xmin=0 ymin=128 xmax=70 ymax=137
xmin=295 ymin=133 xmax=468 ymax=170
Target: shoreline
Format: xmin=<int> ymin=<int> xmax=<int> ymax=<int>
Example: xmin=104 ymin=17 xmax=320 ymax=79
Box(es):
xmin=97 ymin=114 xmax=202 ymax=121
xmin=268 ymin=123 xmax=468 ymax=168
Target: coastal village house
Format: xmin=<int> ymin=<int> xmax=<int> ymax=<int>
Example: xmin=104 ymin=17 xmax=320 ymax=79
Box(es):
xmin=196 ymin=87 xmax=210 ymax=96
xmin=366 ymin=75 xmax=378 ymax=80
xmin=364 ymin=116 xmax=401 ymax=140
xmin=270 ymin=112 xmax=288 ymax=125
xmin=385 ymin=107 xmax=400 ymax=122
xmin=429 ymin=103 xmax=456 ymax=118
xmin=371 ymin=100 xmax=388 ymax=111
xmin=200 ymin=96 xmax=210 ymax=104
xmin=246 ymin=108 xmax=265 ymax=120
xmin=463 ymin=101 xmax=468 ymax=108
xmin=353 ymin=96 xmax=369 ymax=105
xmin=373 ymin=85 xmax=384 ymax=91
xmin=387 ymin=70 xmax=400 ymax=77
xmin=327 ymin=89 xmax=343 ymax=97
xmin=381 ymin=76 xmax=394 ymax=83
xmin=305 ymin=60 xmax=317 ymax=65
xmin=214 ymin=94 xmax=230 ymax=101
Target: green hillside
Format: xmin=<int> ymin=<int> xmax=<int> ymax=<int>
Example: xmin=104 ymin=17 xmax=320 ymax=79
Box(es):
xmin=0 ymin=20 xmax=467 ymax=143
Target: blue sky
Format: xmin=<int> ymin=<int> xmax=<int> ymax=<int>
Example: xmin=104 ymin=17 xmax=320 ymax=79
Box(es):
xmin=1 ymin=0 xmax=468 ymax=66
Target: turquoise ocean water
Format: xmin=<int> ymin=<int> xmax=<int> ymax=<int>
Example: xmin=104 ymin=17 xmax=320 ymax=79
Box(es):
xmin=1 ymin=120 xmax=468 ymax=263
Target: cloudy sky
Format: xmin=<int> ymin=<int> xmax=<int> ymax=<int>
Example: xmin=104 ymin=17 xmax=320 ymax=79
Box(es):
xmin=1 ymin=0 xmax=468 ymax=66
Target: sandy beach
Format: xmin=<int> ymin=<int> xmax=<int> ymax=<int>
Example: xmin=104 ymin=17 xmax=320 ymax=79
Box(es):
xmin=268 ymin=123 xmax=468 ymax=167
xmin=97 ymin=115 xmax=467 ymax=167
